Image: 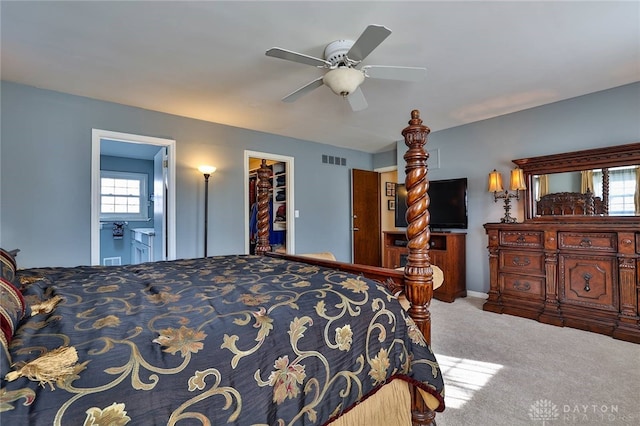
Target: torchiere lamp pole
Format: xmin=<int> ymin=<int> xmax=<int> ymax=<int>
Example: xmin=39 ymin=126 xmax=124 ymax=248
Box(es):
xmin=198 ymin=165 xmax=216 ymax=257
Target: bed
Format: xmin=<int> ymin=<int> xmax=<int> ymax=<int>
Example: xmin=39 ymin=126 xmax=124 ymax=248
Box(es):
xmin=1 ymin=110 xmax=444 ymax=425
xmin=536 ymin=190 xmax=605 ymax=216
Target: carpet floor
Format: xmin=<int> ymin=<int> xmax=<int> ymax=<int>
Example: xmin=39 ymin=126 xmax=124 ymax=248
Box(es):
xmin=429 ymin=296 xmax=640 ymax=425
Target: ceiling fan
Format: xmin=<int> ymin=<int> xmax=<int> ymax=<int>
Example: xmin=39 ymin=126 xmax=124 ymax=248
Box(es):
xmin=265 ymin=25 xmax=427 ymax=111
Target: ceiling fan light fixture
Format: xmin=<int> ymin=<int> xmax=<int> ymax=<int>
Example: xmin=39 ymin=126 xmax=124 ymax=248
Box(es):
xmin=323 ymin=67 xmax=365 ymax=97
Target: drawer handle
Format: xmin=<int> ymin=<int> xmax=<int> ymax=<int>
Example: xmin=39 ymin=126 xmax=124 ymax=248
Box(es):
xmin=516 ymin=234 xmax=526 ymax=243
xmin=513 ymin=281 xmax=531 ymax=292
xmin=583 ymin=273 xmax=592 ymax=292
xmin=511 ymin=256 xmax=530 ymax=267
xmin=579 ymin=238 xmax=592 ymax=248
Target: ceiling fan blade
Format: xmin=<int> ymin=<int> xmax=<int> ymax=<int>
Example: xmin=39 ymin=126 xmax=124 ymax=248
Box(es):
xmin=347 ymin=25 xmax=392 ymax=62
xmin=362 ymin=65 xmax=427 ymax=82
xmin=347 ymin=87 xmax=368 ymax=111
xmin=266 ymin=47 xmax=331 ymax=68
xmin=282 ymin=77 xmax=325 ymax=103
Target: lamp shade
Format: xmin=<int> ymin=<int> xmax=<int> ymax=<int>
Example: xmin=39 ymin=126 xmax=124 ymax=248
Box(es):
xmin=323 ymin=67 xmax=365 ymax=96
xmin=488 ymin=169 xmax=504 ymax=192
xmin=198 ymin=165 xmax=216 ymax=175
xmin=510 ymin=168 xmax=526 ymax=191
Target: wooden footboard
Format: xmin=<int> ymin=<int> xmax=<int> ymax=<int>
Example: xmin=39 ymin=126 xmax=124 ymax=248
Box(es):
xmin=258 ymin=110 xmax=438 ymax=426
xmin=266 ymin=252 xmax=404 ymax=287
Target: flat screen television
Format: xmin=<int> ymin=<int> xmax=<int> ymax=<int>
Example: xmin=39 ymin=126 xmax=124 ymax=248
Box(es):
xmin=395 ymin=178 xmax=468 ymax=229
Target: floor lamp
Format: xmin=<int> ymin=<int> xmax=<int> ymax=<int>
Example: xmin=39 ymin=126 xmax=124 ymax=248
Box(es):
xmin=198 ymin=165 xmax=216 ymax=257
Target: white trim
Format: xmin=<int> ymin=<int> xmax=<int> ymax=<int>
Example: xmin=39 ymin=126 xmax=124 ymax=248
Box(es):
xmin=244 ymin=150 xmax=295 ymax=255
xmin=374 ymin=165 xmax=397 ymax=173
xmin=91 ymin=129 xmax=176 ymax=265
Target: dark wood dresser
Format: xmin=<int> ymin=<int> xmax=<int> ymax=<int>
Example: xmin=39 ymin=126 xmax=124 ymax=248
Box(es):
xmin=484 ymin=222 xmax=639 ymax=343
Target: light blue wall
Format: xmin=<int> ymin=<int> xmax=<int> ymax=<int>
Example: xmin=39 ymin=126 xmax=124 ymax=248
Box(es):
xmin=396 ymin=82 xmax=640 ymax=293
xmin=0 ymin=81 xmax=373 ymax=268
xmin=372 ymin=149 xmax=396 ymax=170
xmin=548 ymin=172 xmax=581 ymax=194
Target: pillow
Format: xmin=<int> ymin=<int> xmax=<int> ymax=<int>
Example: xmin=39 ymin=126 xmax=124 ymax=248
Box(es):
xmin=299 ymin=252 xmax=337 ymax=261
xmin=0 ymin=248 xmax=17 ymax=283
xmin=1 ymin=330 xmax=10 ymax=377
xmin=1 ymin=276 xmax=26 ymax=374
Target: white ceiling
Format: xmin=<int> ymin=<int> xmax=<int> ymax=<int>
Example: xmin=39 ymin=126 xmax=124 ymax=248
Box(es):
xmin=2 ymin=1 xmax=638 ymax=153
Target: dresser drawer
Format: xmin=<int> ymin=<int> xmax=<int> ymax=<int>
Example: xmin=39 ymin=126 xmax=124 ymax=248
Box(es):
xmin=558 ymin=232 xmax=616 ymax=253
xmin=499 ymin=231 xmax=544 ymax=248
xmin=559 ymin=255 xmax=617 ymax=311
xmin=499 ymin=273 xmax=545 ymax=299
xmin=499 ymin=250 xmax=544 ymax=274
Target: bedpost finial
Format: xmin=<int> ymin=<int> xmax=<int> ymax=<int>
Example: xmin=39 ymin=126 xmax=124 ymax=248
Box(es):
xmin=407 ymin=110 xmax=422 ymax=126
xmin=402 ymin=109 xmax=430 ymax=141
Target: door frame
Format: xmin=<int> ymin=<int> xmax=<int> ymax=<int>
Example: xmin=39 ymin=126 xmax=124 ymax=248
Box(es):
xmin=152 ymin=148 xmax=168 ymax=262
xmin=373 ymin=165 xmax=398 ymax=263
xmin=244 ymin=150 xmax=295 ymax=254
xmin=91 ymin=129 xmax=177 ymax=265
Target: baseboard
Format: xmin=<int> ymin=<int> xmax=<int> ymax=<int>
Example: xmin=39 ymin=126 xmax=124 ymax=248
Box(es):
xmin=466 ymin=290 xmax=488 ymax=299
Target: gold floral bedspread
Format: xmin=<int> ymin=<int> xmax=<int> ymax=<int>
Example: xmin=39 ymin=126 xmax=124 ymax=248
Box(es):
xmin=1 ymin=255 xmax=444 ymax=425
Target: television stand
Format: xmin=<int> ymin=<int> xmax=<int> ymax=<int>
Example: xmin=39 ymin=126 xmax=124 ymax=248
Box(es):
xmin=382 ymin=231 xmax=467 ymax=302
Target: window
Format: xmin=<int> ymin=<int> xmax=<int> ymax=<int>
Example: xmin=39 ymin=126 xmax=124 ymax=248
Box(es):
xmin=593 ymin=166 xmax=638 ymax=215
xmin=608 ymin=166 xmax=638 ymax=215
xmin=100 ymin=171 xmax=149 ymax=221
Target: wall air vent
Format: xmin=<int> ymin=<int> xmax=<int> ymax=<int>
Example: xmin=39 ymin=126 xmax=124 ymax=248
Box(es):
xmin=322 ymin=155 xmax=347 ymax=166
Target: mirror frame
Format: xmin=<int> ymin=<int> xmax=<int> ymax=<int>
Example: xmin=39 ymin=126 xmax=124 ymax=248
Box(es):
xmin=513 ymin=142 xmax=640 ymax=221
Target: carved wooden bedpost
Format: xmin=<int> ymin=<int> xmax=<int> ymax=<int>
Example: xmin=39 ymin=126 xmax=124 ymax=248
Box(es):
xmin=402 ymin=111 xmax=436 ymax=426
xmin=255 ymin=160 xmax=272 ymax=255
xmin=602 ymin=168 xmax=610 ymax=215
xmin=402 ymin=110 xmax=433 ymax=343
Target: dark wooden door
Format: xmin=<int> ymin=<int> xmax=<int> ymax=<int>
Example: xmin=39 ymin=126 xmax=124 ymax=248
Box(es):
xmin=351 ymin=169 xmax=381 ymax=266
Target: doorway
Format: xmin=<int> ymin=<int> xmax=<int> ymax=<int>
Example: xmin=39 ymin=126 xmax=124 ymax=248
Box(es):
xmin=351 ymin=169 xmax=381 ymax=266
xmin=91 ymin=129 xmax=176 ymax=266
xmin=244 ymin=151 xmax=295 ymax=254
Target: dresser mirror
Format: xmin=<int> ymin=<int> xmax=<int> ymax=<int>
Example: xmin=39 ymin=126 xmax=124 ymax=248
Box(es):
xmin=512 ymin=142 xmax=640 ymax=221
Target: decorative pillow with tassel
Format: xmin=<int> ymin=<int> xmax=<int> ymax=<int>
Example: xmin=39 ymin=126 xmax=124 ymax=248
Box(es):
xmin=1 ymin=275 xmax=26 ymax=376
xmin=0 ymin=248 xmax=17 ymax=283
xmin=1 ymin=326 xmax=11 ymax=378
